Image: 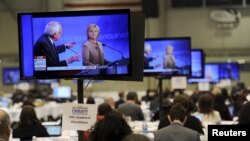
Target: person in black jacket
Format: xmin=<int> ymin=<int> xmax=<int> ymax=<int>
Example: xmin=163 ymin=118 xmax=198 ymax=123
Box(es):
xmin=90 ymin=111 xmax=132 ymax=141
xmin=158 ymin=95 xmax=204 ymax=135
xmin=13 ymin=105 xmax=49 ymax=140
xmin=34 ymin=21 xmax=80 ymax=67
xmin=155 ymin=104 xmax=201 ymax=141
xmin=213 ymin=94 xmax=232 ymax=121
xmin=115 ymin=91 xmax=126 ymax=109
xmin=238 ymin=101 xmax=250 ymax=124
xmin=144 ymin=43 xmax=158 ymax=69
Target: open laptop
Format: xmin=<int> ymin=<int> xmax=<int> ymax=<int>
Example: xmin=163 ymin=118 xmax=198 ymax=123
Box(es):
xmin=227 ymin=105 xmax=235 ymax=117
xmin=0 ymin=97 xmax=11 ymax=108
xmin=44 ymin=125 xmax=62 ymax=137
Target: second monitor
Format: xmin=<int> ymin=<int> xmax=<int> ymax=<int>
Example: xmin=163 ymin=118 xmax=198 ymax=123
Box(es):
xmin=144 ymin=37 xmax=192 ymax=77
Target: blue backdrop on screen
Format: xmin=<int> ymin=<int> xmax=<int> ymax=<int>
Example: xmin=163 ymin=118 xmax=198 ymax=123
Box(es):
xmin=20 ymin=15 xmax=33 ymax=78
xmin=188 ymin=63 xmax=219 ymax=83
xmin=219 ymin=63 xmax=239 ymax=80
xmin=191 ymin=50 xmax=203 ymax=78
xmin=2 ymin=68 xmax=20 ymax=85
xmin=19 ymin=12 xmax=130 ymax=79
xmin=145 ymin=40 xmax=191 ymax=68
xmin=144 ymin=38 xmax=191 ymax=76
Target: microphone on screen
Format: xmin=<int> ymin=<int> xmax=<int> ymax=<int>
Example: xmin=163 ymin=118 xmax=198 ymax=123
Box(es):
xmin=102 ymin=43 xmax=124 ymax=59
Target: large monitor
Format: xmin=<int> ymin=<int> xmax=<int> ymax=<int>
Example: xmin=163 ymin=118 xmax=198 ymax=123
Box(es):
xmin=191 ymin=49 xmax=205 ymax=78
xmin=143 ymin=37 xmax=192 ymax=77
xmin=2 ymin=68 xmax=20 ymax=85
xmin=219 ymin=62 xmax=240 ymax=81
xmin=188 ymin=63 xmax=220 ymax=83
xmin=18 ymin=9 xmax=133 ymax=80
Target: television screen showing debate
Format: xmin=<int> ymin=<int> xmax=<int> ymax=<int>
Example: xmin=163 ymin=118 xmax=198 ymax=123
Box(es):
xmin=219 ymin=62 xmax=240 ymax=81
xmin=191 ymin=49 xmax=204 ymax=78
xmin=143 ymin=37 xmax=192 ymax=77
xmin=188 ymin=63 xmax=220 ymax=83
xmin=2 ymin=68 xmax=20 ymax=85
xmin=18 ymin=9 xmax=132 ymax=80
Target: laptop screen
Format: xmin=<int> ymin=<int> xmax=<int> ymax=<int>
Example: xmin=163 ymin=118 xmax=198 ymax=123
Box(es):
xmin=44 ymin=125 xmax=61 ymax=136
xmin=227 ymin=105 xmax=235 ymax=117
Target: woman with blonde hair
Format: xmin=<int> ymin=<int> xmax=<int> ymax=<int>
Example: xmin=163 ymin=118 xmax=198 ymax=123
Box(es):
xmin=163 ymin=45 xmax=176 ymax=69
xmin=82 ymin=24 xmax=108 ymax=66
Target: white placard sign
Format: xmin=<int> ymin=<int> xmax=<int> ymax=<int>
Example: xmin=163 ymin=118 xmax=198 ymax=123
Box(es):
xmin=62 ymin=103 xmax=97 ymax=131
xmin=198 ymin=82 xmax=210 ymax=91
xmin=171 ymin=76 xmax=187 ymax=90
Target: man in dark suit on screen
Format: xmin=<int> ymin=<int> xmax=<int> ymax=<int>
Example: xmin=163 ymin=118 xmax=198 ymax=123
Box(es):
xmin=144 ymin=43 xmax=159 ymax=69
xmin=34 ymin=21 xmax=80 ymax=67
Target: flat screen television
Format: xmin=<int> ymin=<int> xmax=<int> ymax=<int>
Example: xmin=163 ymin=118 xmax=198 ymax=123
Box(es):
xmin=188 ymin=63 xmax=220 ymax=83
xmin=190 ymin=49 xmax=205 ymax=78
xmin=219 ymin=62 xmax=240 ymax=81
xmin=2 ymin=68 xmax=20 ymax=85
xmin=143 ymin=37 xmax=192 ymax=77
xmin=18 ymin=9 xmax=132 ymax=80
xmin=52 ymin=86 xmax=72 ymax=99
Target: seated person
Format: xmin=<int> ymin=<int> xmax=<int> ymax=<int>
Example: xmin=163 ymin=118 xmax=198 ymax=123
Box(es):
xmin=115 ymin=91 xmax=126 ymax=109
xmin=192 ymin=94 xmax=221 ymax=126
xmin=154 ymin=104 xmax=200 ymax=141
xmin=12 ymin=105 xmax=49 ymax=140
xmin=158 ymin=95 xmax=204 ymax=134
xmin=117 ymin=92 xmax=144 ymax=121
xmin=97 ymin=103 xmax=113 ymax=121
xmin=90 ymin=111 xmax=132 ymax=141
xmin=122 ymin=134 xmax=151 ymax=141
xmin=86 ymin=96 xmax=96 ymax=104
xmin=238 ymin=101 xmax=250 ymax=124
xmin=84 ymin=103 xmax=113 ymax=140
xmin=0 ymin=109 xmax=11 ymax=141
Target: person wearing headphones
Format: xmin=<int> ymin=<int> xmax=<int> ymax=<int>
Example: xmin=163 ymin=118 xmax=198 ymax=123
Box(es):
xmin=82 ymin=24 xmax=109 ymax=66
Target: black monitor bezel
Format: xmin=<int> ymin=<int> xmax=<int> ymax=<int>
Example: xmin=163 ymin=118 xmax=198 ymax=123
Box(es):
xmin=219 ymin=62 xmax=240 ymax=81
xmin=189 ymin=49 xmax=205 ymax=78
xmin=188 ymin=62 xmax=220 ymax=84
xmin=143 ymin=37 xmax=192 ymax=78
xmin=18 ymin=9 xmax=133 ymax=80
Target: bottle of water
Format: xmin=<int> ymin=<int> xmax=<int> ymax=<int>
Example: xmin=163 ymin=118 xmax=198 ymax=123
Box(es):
xmin=142 ymin=122 xmax=148 ymax=133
